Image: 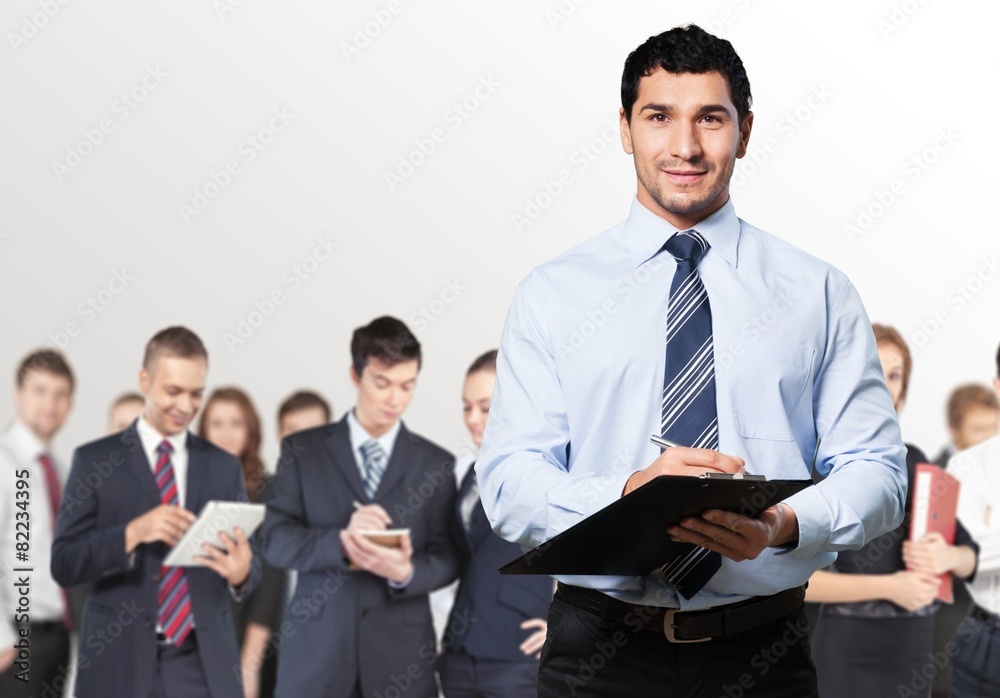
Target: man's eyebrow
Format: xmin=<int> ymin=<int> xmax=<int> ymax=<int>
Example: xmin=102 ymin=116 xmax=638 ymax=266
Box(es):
xmin=638 ymin=102 xmax=734 ymax=116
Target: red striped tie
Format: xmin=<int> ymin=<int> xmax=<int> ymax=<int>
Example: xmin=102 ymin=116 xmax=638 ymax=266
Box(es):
xmin=39 ymin=453 xmax=74 ymax=632
xmin=154 ymin=440 xmax=194 ymax=645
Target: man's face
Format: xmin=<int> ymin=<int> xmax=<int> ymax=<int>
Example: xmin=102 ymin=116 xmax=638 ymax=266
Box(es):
xmin=620 ymin=69 xmax=752 ymax=230
xmin=279 ymin=406 xmax=328 ymax=440
xmin=139 ymin=355 xmax=207 ymax=437
xmin=951 ymin=406 xmax=999 ymax=452
xmin=15 ymin=370 xmax=73 ymax=443
xmin=108 ymin=399 xmax=143 ymax=433
xmin=350 ymin=358 xmax=419 ymax=436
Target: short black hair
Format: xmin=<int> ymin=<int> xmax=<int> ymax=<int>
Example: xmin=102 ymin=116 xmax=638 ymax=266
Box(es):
xmin=621 ymin=24 xmax=752 ymax=124
xmin=351 ymin=316 xmax=421 ymax=378
xmin=16 ymin=349 xmax=75 ymax=392
xmin=278 ymin=390 xmax=332 ymax=424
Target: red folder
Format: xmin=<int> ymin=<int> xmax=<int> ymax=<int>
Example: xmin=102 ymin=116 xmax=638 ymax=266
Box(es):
xmin=908 ymin=463 xmax=960 ymax=603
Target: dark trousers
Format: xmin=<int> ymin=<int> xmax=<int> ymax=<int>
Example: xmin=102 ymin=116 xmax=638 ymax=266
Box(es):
xmin=950 ymin=606 xmax=1000 ymax=698
xmin=537 ymin=595 xmax=817 ymax=698
xmin=149 ymin=633 xmax=213 ymax=698
xmin=439 ymin=649 xmax=537 ymax=698
xmin=0 ymin=622 xmax=70 ymax=698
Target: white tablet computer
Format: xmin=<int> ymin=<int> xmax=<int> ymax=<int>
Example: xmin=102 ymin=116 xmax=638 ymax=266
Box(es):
xmin=163 ymin=501 xmax=266 ymax=567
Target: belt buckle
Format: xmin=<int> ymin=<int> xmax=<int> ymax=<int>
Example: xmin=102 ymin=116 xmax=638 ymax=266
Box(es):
xmin=662 ymin=609 xmax=710 ymax=643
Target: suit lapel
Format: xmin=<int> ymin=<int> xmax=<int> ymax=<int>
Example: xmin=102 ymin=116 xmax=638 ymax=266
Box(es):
xmin=185 ymin=433 xmax=210 ymax=514
xmin=123 ymin=423 xmax=162 ymax=510
xmin=326 ymin=418 xmax=367 ymax=502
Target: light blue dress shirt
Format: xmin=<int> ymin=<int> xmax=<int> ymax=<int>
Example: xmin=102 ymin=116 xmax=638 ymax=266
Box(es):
xmin=477 ymin=197 xmax=907 ymax=610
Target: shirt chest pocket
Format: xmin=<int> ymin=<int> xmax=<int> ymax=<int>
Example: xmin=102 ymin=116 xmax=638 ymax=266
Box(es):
xmin=729 ymin=340 xmax=815 ymax=441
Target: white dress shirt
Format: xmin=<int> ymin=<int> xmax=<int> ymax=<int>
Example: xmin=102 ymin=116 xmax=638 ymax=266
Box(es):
xmin=949 ymin=434 xmax=1000 ymax=614
xmin=346 ymin=408 xmax=401 ymax=479
xmin=0 ymin=420 xmax=68 ymax=648
xmin=478 ymin=197 xmax=907 ymax=610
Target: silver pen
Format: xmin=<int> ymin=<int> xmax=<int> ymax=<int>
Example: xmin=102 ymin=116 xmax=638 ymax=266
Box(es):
xmin=651 ymin=434 xmax=765 ymax=480
xmin=650 ymin=435 xmax=683 ymax=449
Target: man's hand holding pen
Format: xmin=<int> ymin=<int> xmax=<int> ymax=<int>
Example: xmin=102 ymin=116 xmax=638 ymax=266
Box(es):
xmin=623 ymin=435 xmax=799 ymax=561
xmin=340 ymin=501 xmax=414 ymax=584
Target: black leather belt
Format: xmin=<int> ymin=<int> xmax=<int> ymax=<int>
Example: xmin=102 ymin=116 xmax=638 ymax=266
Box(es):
xmin=556 ymin=583 xmax=805 ymax=643
xmin=156 ymin=630 xmax=196 ymax=646
xmin=970 ymin=604 xmax=1000 ymax=629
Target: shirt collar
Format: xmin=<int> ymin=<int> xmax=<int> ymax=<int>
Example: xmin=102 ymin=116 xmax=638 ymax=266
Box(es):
xmin=136 ymin=415 xmax=187 ymax=454
xmin=623 ymin=196 xmax=741 ymax=269
xmin=347 ymin=408 xmax=401 ymax=456
xmin=10 ymin=419 xmax=47 ymax=461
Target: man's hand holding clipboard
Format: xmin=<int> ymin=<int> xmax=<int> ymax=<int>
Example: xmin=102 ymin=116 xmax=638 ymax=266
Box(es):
xmin=629 ymin=435 xmax=799 ymax=563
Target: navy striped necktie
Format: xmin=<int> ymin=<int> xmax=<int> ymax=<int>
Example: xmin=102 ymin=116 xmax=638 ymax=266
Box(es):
xmin=361 ymin=439 xmax=387 ymax=501
xmin=658 ymin=230 xmax=722 ymax=599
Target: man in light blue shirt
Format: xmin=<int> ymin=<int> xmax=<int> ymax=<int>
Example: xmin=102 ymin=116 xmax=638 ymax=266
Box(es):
xmin=477 ymin=24 xmax=906 ymax=697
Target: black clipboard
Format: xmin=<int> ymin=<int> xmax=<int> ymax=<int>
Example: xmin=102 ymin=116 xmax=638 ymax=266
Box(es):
xmin=499 ymin=474 xmax=811 ymax=575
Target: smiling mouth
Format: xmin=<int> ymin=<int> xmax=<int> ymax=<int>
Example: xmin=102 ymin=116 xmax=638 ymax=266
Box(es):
xmin=664 ymin=170 xmax=706 ymax=184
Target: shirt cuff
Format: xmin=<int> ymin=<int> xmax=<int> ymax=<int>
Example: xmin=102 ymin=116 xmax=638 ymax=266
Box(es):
xmin=387 ymin=568 xmax=415 ymax=590
xmin=229 ymin=581 xmax=249 ymax=602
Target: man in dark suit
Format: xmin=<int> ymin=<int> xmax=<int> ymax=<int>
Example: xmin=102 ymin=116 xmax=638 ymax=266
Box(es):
xmin=52 ymin=326 xmax=258 ymax=698
xmin=261 ymin=316 xmax=459 ymax=698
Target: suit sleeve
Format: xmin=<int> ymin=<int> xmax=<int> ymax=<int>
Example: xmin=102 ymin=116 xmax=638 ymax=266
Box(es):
xmin=259 ymin=437 xmax=349 ymax=572
xmin=229 ymin=458 xmax=262 ymax=600
xmin=389 ymin=451 xmax=460 ymax=599
xmin=51 ymin=447 xmax=136 ymax=587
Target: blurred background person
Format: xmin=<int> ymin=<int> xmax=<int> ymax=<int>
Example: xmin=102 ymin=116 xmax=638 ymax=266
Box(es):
xmin=946 ymin=340 xmax=1000 ymax=697
xmin=438 ymin=350 xmax=552 ymax=698
xmin=107 ymin=391 xmax=144 ymax=433
xmin=199 ymin=387 xmax=287 ymax=698
xmin=932 ymin=383 xmax=999 ymax=467
xmin=930 ymin=382 xmax=998 ymax=695
xmin=0 ymin=350 xmax=75 ymax=698
xmin=277 ymin=390 xmax=331 ymax=439
xmin=806 ymin=324 xmax=978 ymax=698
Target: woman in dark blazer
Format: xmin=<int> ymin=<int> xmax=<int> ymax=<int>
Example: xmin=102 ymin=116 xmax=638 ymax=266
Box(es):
xmin=807 ymin=325 xmax=978 ymax=698
xmin=199 ymin=387 xmax=288 ymax=698
xmin=438 ymin=351 xmax=553 ymax=698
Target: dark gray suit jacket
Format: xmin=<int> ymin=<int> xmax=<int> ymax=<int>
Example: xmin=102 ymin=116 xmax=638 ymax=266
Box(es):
xmin=261 ymin=417 xmax=459 ymax=698
xmin=51 ymin=423 xmax=259 ymax=698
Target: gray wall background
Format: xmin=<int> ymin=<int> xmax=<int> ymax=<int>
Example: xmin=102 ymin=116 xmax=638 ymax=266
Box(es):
xmin=2 ymin=0 xmax=997 ymax=469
